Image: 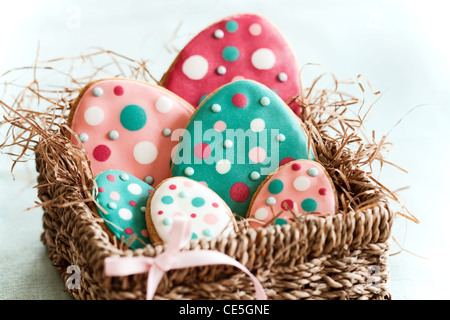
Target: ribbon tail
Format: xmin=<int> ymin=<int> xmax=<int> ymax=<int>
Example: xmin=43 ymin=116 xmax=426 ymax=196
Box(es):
xmin=171 ymin=251 xmax=267 ymax=300
xmin=104 ymin=257 xmax=153 ymax=276
xmin=146 ymin=266 xmax=166 ymax=300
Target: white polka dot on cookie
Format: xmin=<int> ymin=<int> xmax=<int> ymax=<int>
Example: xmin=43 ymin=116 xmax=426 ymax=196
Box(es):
xmin=182 ymin=55 xmax=209 ymax=80
xmin=84 ymin=106 xmax=104 ymax=126
xmin=251 ymin=48 xmax=276 ymax=70
xmin=133 ymin=141 xmax=158 ymax=164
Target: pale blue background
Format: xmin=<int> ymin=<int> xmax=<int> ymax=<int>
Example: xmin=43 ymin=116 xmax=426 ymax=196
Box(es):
xmin=1 ymin=0 xmax=449 ymax=299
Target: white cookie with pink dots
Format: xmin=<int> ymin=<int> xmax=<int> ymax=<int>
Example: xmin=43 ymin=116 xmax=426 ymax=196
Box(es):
xmin=146 ymin=177 xmax=235 ymax=244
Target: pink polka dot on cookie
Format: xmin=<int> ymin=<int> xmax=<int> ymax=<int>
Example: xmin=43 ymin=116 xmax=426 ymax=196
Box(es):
xmin=280 ymin=157 xmax=295 ymax=167
xmin=98 ymin=187 xmax=105 ymax=192
xmin=249 ymin=147 xmax=266 ymax=163
xmin=281 ymin=199 xmax=294 ymax=211
xmin=229 ymin=182 xmax=250 ymax=202
xmin=107 ymin=174 xmax=115 ymax=182
xmin=169 ymin=184 xmax=177 ymax=190
xmin=110 ymin=191 xmax=120 ymax=201
xmin=319 ymin=188 xmax=328 ymax=196
xmin=194 ymin=142 xmax=212 ymax=159
xmin=114 ymin=85 xmax=124 ymax=96
xmin=141 ymin=229 xmax=149 ymax=238
xmin=232 ymin=93 xmax=247 ymax=108
xmin=249 ymin=23 xmax=262 ymax=36
xmin=129 ymin=200 xmax=137 ymax=207
xmin=291 ymin=163 xmax=301 ymax=171
xmin=212 ymin=202 xmax=219 ymax=208
xmin=173 ymin=212 xmax=183 ymax=218
xmin=214 ymin=120 xmax=227 ymax=132
xmin=125 ymin=227 xmax=133 ymax=235
xmin=183 ymin=180 xmax=194 ymax=188
xmin=203 ymin=213 xmax=218 ymax=225
xmin=93 ymin=145 xmax=111 ymax=162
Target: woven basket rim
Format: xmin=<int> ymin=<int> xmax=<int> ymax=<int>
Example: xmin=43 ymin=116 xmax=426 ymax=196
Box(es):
xmin=35 ymin=142 xmax=394 ymax=273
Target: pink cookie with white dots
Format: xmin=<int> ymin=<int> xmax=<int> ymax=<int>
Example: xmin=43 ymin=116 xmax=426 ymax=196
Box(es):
xmin=247 ymin=160 xmax=338 ymax=229
xmin=161 ymin=13 xmax=301 ymax=108
xmin=68 ymin=79 xmax=194 ymax=186
xmin=146 ymin=177 xmax=235 ymax=244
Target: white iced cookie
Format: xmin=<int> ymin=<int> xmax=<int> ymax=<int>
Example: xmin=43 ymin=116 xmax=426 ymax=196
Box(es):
xmin=146 ymin=177 xmax=235 ymax=244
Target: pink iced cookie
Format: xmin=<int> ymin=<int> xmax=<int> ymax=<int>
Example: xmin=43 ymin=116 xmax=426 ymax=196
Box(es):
xmin=162 ymin=13 xmax=301 ymax=108
xmin=247 ymin=160 xmax=338 ymax=229
xmin=68 ymin=79 xmax=194 ymax=185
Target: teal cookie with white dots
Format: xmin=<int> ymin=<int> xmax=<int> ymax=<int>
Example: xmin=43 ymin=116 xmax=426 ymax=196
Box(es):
xmin=146 ymin=177 xmax=235 ymax=244
xmin=93 ymin=169 xmax=154 ymax=249
xmin=171 ymin=80 xmax=315 ymax=218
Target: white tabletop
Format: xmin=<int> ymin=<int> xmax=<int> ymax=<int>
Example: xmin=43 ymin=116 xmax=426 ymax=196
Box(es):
xmin=1 ymin=0 xmax=449 ymax=300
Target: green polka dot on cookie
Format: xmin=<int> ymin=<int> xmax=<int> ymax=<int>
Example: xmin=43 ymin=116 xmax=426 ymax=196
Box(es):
xmin=191 ymin=197 xmax=205 ymax=207
xmin=191 ymin=232 xmax=198 ymax=240
xmin=163 ymin=217 xmax=173 ymax=226
xmin=222 ymin=46 xmax=239 ymax=62
xmin=301 ymin=198 xmax=318 ymax=212
xmin=226 ymin=20 xmax=238 ymax=32
xmin=202 ymin=228 xmax=214 ymax=237
xmin=308 ymin=168 xmax=319 ymax=177
xmin=161 ymin=195 xmax=174 ymax=205
xmin=268 ymin=179 xmax=284 ymax=194
xmin=275 ymin=218 xmax=288 ymax=226
xmin=179 ymin=191 xmax=188 ymax=198
xmin=120 ymin=105 xmax=147 ymax=131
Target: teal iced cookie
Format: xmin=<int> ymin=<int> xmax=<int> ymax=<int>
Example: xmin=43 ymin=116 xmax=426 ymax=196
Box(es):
xmin=94 ymin=169 xmax=154 ymax=249
xmin=171 ymin=80 xmax=315 ymax=218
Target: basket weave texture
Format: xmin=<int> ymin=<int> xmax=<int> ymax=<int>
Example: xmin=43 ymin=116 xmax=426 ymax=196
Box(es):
xmin=35 ymin=115 xmax=394 ymax=300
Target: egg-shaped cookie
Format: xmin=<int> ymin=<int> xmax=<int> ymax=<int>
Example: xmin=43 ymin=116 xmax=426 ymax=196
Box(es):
xmin=247 ymin=160 xmax=338 ymax=229
xmin=93 ymin=169 xmax=154 ymax=249
xmin=171 ymin=79 xmax=315 ymax=218
xmin=161 ymin=13 xmax=301 ymax=108
xmin=68 ymin=79 xmax=194 ymax=186
xmin=146 ymin=177 xmax=235 ymax=244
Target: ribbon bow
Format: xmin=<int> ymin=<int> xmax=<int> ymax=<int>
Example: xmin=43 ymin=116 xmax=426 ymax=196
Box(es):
xmin=104 ymin=217 xmax=267 ymax=300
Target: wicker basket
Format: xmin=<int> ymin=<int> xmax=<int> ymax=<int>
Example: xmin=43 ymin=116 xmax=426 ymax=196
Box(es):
xmin=35 ymin=112 xmax=394 ymax=300
xmin=0 ymin=47 xmax=395 ymax=299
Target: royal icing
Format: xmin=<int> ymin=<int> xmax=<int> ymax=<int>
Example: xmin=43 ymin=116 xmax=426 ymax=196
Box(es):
xmin=247 ymin=160 xmax=337 ymax=228
xmin=171 ymin=80 xmax=315 ymax=218
xmin=93 ymin=169 xmax=154 ymax=249
xmin=162 ymin=13 xmax=301 ymax=108
xmin=147 ymin=177 xmax=235 ymax=243
xmin=69 ymin=79 xmax=194 ymax=185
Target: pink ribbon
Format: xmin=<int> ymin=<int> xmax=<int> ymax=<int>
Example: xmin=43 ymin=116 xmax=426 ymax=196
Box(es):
xmin=104 ymin=217 xmax=267 ymax=300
